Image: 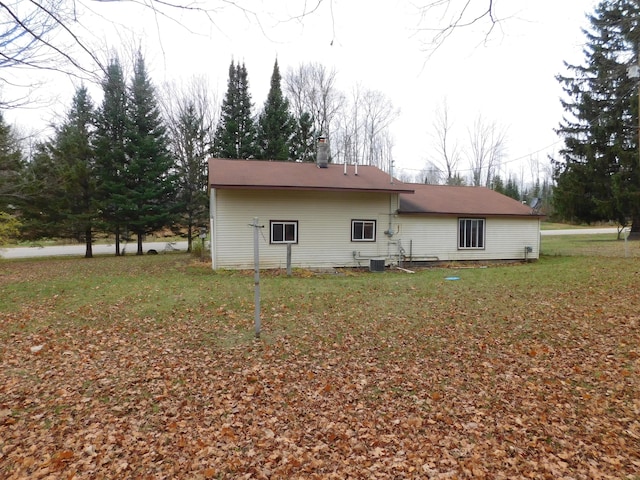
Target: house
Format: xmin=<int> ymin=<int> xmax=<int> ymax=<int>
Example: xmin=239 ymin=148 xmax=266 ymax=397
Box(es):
xmin=398 ymin=183 xmax=542 ymax=263
xmin=208 ymin=156 xmax=543 ymax=270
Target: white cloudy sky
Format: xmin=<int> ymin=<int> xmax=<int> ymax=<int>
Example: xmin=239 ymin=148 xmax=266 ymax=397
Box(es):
xmin=4 ymin=0 xmax=599 ymax=183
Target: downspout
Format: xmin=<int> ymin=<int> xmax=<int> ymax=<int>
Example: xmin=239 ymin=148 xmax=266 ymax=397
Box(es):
xmin=384 ymin=193 xmax=402 ymax=265
xmin=209 ymin=188 xmax=216 ymax=270
xmin=387 ymin=160 xmax=395 ymax=236
xmin=537 ymin=217 xmax=541 ymax=259
xmin=386 ymin=195 xmax=394 ymax=237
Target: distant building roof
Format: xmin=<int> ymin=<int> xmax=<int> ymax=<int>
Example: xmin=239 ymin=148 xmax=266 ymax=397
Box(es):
xmin=399 ymin=183 xmax=542 ymax=217
xmin=208 ymin=158 xmax=415 ymax=194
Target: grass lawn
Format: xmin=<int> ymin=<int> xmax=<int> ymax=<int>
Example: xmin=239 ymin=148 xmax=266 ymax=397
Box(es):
xmin=1 ymin=242 xmax=639 ymax=478
xmin=542 ymin=232 xmax=640 ymax=257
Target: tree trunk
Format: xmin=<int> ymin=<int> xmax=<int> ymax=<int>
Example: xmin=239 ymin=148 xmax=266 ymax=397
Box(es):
xmin=629 ymin=216 xmax=640 ymax=240
xmin=137 ymin=234 xmax=144 ymax=255
xmin=115 ymin=225 xmax=121 ymax=256
xmin=84 ymin=226 xmax=93 ymax=259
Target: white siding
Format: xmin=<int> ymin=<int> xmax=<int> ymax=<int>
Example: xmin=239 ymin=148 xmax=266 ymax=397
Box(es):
xmin=397 ymin=216 xmax=541 ymax=262
xmin=211 ymin=189 xmax=399 ymax=269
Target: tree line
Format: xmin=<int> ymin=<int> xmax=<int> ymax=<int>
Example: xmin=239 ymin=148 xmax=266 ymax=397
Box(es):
xmin=1 ymin=52 xmax=188 ymax=257
xmin=3 ymin=0 xmax=630 ymax=247
xmin=0 ymin=53 xmax=401 ymax=255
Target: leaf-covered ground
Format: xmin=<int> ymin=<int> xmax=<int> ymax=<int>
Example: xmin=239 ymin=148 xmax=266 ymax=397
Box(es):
xmin=1 ymin=254 xmax=639 ymax=479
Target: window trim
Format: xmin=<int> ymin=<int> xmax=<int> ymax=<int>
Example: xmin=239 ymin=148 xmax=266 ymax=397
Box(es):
xmin=270 ymin=220 xmax=298 ymax=244
xmin=458 ymin=218 xmax=485 ymax=250
xmin=351 ymin=219 xmax=377 ymax=242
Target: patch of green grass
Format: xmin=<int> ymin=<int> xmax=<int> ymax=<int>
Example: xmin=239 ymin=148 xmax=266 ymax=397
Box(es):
xmin=540 ymin=221 xmax=617 ymax=230
xmin=1 ymin=252 xmax=639 ymax=353
xmin=541 ymin=233 xmax=639 ymax=257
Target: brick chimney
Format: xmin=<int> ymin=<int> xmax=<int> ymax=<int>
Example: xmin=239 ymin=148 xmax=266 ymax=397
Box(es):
xmin=316 ymin=136 xmax=329 ymax=168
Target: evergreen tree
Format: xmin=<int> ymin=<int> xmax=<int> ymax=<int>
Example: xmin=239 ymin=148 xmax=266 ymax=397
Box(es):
xmin=171 ymin=101 xmax=210 ymax=252
xmin=553 ymin=0 xmax=640 ymax=231
xmin=256 ymin=59 xmax=295 ymax=160
xmin=94 ymin=57 xmax=129 ymax=255
xmin=213 ymin=61 xmax=257 ymax=159
xmin=289 ymin=111 xmax=316 ymax=162
xmin=124 ymin=51 xmax=177 ymax=255
xmin=20 ymin=141 xmax=63 ymax=239
xmin=0 ymin=111 xmax=25 ymax=213
xmin=540 ymin=178 xmax=554 ymax=217
xmin=446 ymin=172 xmax=466 ymax=186
xmin=19 ymin=88 xmax=98 ymax=251
xmin=490 ymin=174 xmax=505 ymax=194
xmin=51 ymin=85 xmax=97 ymax=257
xmin=504 ymin=174 xmax=520 ymax=200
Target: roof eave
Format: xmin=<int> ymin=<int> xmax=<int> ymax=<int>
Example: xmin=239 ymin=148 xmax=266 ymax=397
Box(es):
xmin=397 ymin=211 xmax=545 ymax=218
xmin=211 ymin=184 xmax=415 ymax=194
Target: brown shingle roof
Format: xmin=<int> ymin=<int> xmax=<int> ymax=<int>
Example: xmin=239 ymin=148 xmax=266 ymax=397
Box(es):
xmin=208 ymin=158 xmax=415 ymax=194
xmin=399 ymin=183 xmax=541 ymax=217
xmin=208 ymin=159 xmax=541 ymax=217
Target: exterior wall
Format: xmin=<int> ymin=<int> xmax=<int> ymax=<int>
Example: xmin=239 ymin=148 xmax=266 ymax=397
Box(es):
xmin=397 ymin=215 xmax=541 ymax=262
xmin=211 ymin=189 xmax=400 ymax=269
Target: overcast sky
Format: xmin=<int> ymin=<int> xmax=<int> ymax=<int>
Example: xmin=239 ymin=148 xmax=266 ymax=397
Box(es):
xmin=4 ymin=0 xmax=599 ymax=184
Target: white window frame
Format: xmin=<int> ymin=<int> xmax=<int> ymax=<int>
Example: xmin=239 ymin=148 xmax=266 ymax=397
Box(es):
xmin=270 ymin=220 xmax=298 ymax=244
xmin=351 ymin=219 xmax=376 ymax=242
xmin=458 ymin=218 xmax=485 ymax=249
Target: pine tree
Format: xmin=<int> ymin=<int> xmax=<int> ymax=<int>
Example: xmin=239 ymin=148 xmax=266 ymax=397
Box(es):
xmin=19 ymin=88 xmax=98 ymax=250
xmin=256 ymin=59 xmax=295 ymax=160
xmin=446 ymin=173 xmax=466 ymax=186
xmin=289 ymin=111 xmax=316 ymax=162
xmin=490 ymin=174 xmax=505 ymax=194
xmin=504 ymin=175 xmax=520 ymax=201
xmin=171 ymin=101 xmax=209 ymax=252
xmin=20 ymin=141 xmax=63 ymax=239
xmin=124 ymin=51 xmax=177 ymax=255
xmin=213 ymin=61 xmax=257 ymax=159
xmin=0 ymin=111 xmax=25 ymax=212
xmin=0 ymin=112 xmax=24 ymax=241
xmin=51 ymin=85 xmax=97 ymax=257
xmin=94 ymin=57 xmax=129 ymax=255
xmin=553 ymin=0 xmax=640 ymax=231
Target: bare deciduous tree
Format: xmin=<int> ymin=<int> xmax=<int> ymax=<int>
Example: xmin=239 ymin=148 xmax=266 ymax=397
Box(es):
xmin=334 ymin=84 xmax=398 ymax=170
xmin=284 ymin=62 xmax=343 ymax=141
xmin=416 ymin=0 xmax=500 ymax=54
xmin=466 ymin=114 xmax=507 ymax=187
xmin=0 ymin=0 xmax=105 ymax=81
xmin=2 ymin=0 xmax=501 ymax=79
xmin=420 ymin=161 xmax=444 ymax=184
xmin=361 ymin=89 xmax=399 ymax=169
xmin=160 ymin=75 xmax=218 ymax=251
xmin=429 ymin=100 xmax=460 ymax=184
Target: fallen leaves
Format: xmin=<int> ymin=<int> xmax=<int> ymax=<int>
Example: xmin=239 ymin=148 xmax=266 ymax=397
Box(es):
xmin=2 ymin=255 xmax=640 ymax=478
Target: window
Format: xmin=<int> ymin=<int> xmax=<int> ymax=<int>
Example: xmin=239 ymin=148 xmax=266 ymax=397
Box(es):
xmin=459 ymin=218 xmax=485 ymax=249
xmin=270 ymin=221 xmax=298 ymax=244
xmin=351 ymin=220 xmax=376 ymax=242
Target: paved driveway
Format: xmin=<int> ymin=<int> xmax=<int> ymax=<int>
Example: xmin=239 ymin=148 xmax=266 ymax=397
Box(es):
xmin=0 ymin=241 xmax=188 ymax=259
xmin=1 ymin=228 xmax=621 ymax=259
xmin=540 ymin=227 xmax=620 ymax=236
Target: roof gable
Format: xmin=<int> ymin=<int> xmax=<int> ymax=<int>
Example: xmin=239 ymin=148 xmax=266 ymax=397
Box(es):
xmin=399 ymin=183 xmax=541 ymax=217
xmin=208 ymin=158 xmax=415 ymax=194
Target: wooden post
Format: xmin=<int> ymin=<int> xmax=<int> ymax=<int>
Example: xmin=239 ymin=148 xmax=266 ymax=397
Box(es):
xmin=252 ymin=217 xmax=261 ymax=339
xmin=286 ymin=243 xmax=292 ymax=276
